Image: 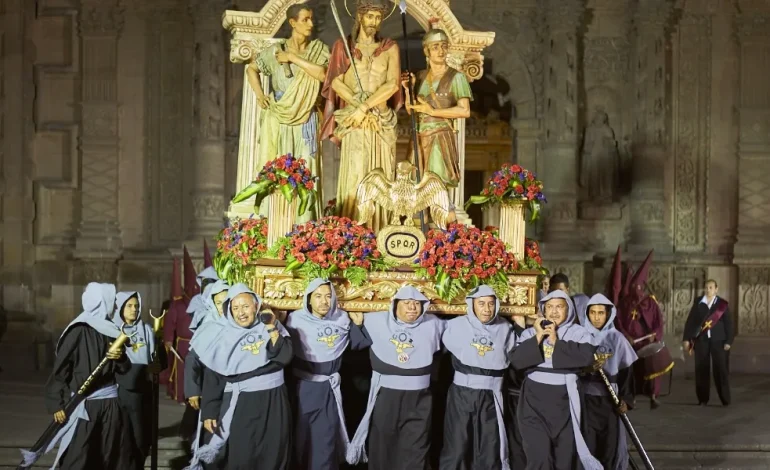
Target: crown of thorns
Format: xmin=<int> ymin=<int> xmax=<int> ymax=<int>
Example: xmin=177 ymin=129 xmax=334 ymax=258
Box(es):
xmin=345 ymin=0 xmax=397 ymax=20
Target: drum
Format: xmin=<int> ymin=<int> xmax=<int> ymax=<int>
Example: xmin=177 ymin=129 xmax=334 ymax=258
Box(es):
xmin=636 ymin=341 xmax=674 ymax=381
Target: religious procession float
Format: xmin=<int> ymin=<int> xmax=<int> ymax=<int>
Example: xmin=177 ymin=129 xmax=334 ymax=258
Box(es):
xmin=213 ymin=0 xmax=549 ymax=318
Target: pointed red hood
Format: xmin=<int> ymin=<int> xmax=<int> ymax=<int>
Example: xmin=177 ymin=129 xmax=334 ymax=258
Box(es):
xmin=170 ymin=258 xmax=183 ymax=300
xmin=605 ymin=245 xmax=623 ymax=306
xmin=203 ymin=239 xmax=213 ymax=269
xmin=628 ymin=250 xmax=654 ymax=301
xmin=183 ymin=246 xmax=200 ymax=299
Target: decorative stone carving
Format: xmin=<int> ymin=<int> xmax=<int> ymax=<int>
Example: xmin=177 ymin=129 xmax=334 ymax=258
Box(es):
xmin=186 ymin=0 xmax=228 ymax=242
xmin=673 ymin=14 xmax=710 ymax=252
xmin=672 ymin=267 xmax=706 ymax=336
xmin=738 ymin=267 xmax=770 ymax=335
xmin=192 ymin=193 xmax=226 ymax=220
xmin=79 ymin=3 xmax=125 ymax=35
xmin=584 ymin=37 xmax=631 ymax=84
xmin=222 ymin=0 xmax=494 ymax=81
xmin=75 ymin=2 xmax=124 ymax=258
xmin=146 ymin=11 xmax=186 ymax=245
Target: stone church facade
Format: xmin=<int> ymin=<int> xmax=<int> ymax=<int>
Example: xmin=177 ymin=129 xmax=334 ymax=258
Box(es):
xmin=1 ymin=0 xmax=769 ymax=371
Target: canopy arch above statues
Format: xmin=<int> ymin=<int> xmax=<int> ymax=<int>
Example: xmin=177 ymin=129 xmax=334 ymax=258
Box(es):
xmin=222 ymin=0 xmax=494 ymax=81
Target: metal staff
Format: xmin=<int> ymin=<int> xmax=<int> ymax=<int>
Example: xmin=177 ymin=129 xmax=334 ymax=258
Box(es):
xmin=594 ymin=354 xmax=655 ymax=470
xmin=149 ymin=307 xmax=168 ymax=470
xmin=330 ymin=0 xmax=365 ymax=95
xmin=398 ymin=0 xmax=427 ymax=233
xmin=18 ymin=326 xmax=137 ymax=469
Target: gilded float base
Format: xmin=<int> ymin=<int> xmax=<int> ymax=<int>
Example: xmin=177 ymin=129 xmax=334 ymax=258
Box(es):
xmin=247 ymin=260 xmax=539 ymax=317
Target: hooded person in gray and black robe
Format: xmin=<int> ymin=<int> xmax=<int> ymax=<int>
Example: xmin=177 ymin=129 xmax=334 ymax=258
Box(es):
xmin=345 ymin=286 xmax=445 ymax=470
xmin=285 ymin=278 xmax=370 ymax=470
xmin=580 ymin=294 xmax=637 ymax=470
xmin=184 ymin=279 xmax=230 ymax=466
xmin=185 ymin=283 xmax=293 ymax=470
xmin=113 ymin=291 xmax=156 ymax=464
xmin=22 ymin=283 xmax=138 ymax=470
xmin=510 ymin=290 xmax=602 ymax=470
xmin=439 ymin=285 xmax=515 ymax=469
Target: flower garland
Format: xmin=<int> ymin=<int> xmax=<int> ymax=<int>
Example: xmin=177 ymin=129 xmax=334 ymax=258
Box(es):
xmin=416 ymin=223 xmax=519 ymax=302
xmin=465 ymin=163 xmax=546 ymax=221
xmin=231 ymin=154 xmax=317 ymax=216
xmin=271 ymin=216 xmax=394 ymax=286
xmin=213 ymin=216 xmax=269 ymax=285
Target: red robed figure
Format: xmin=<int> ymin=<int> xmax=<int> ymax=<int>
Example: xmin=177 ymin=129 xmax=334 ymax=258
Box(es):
xmin=163 ymin=247 xmax=199 ymax=403
xmin=613 ymin=251 xmax=666 ymax=399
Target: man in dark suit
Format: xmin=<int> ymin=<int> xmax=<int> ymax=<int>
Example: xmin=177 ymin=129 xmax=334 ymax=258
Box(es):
xmin=682 ymin=279 xmax=733 ymax=406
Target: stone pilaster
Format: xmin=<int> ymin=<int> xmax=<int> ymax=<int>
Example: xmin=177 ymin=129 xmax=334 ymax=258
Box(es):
xmin=541 ymin=0 xmax=584 ymax=246
xmin=734 ymin=12 xmax=770 ymax=262
xmin=187 ymin=0 xmax=227 ymax=243
xmin=74 ymin=1 xmax=125 ymax=259
xmin=734 ymin=11 xmax=770 ymax=338
xmin=627 ymin=0 xmax=672 ymax=253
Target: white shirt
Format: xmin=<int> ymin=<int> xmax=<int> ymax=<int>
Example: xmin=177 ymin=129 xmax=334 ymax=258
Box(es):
xmin=699 ymin=295 xmax=718 ymax=337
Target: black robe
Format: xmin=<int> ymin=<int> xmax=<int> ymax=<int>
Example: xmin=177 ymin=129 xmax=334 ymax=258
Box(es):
xmin=503 ymin=323 xmax=527 ymax=469
xmin=116 ymin=361 xmax=152 ymax=463
xmin=439 ymin=354 xmax=505 ymax=469
xmin=45 ymin=324 xmax=139 ymax=470
xmin=509 ymin=336 xmax=597 ymax=470
xmin=583 ymin=366 xmax=634 ymax=469
xmin=291 ymin=323 xmax=370 ymax=470
xmin=359 ymin=325 xmax=438 ymax=470
xmin=200 ymin=335 xmax=293 ymax=470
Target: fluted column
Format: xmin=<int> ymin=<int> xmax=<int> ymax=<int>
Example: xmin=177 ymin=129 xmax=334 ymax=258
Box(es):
xmin=187 ymin=0 xmax=227 ymax=241
xmin=541 ymin=0 xmax=584 ymax=245
xmin=74 ymin=0 xmax=124 ymax=259
xmin=628 ymin=0 xmax=672 ymax=253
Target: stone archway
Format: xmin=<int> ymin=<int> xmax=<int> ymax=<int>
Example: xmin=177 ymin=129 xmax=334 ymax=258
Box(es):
xmin=222 ymin=0 xmax=494 ymax=80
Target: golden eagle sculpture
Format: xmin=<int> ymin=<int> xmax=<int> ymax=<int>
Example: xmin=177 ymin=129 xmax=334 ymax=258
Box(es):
xmin=356 ymin=161 xmax=453 ymax=230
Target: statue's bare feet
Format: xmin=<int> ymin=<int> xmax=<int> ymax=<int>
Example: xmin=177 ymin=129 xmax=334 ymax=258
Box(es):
xmin=447 ymin=210 xmax=457 ymax=224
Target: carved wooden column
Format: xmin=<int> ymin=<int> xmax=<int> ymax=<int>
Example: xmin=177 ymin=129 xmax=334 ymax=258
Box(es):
xmin=187 ymin=0 xmax=227 ymax=242
xmin=541 ymin=0 xmax=583 ymax=246
xmin=74 ymin=1 xmax=124 ymax=262
xmin=628 ymin=0 xmax=672 ymax=253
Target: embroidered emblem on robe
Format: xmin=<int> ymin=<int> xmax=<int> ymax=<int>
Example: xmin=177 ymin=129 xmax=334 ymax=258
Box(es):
xmin=317 ymin=326 xmax=341 ymax=348
xmin=471 ymin=336 xmax=494 ymax=356
xmin=241 ymin=335 xmax=266 ymax=355
xmin=131 ymin=342 xmax=146 ymax=353
xmin=390 ymin=331 xmax=414 ymax=354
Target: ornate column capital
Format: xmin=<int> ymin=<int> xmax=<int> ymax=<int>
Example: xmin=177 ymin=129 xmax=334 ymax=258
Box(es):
xmin=79 ymin=1 xmax=125 ymax=35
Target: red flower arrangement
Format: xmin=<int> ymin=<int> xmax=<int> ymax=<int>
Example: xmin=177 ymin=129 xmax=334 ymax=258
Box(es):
xmin=272 ymin=216 xmax=393 ymax=285
xmin=416 ymin=223 xmax=519 ymax=302
xmin=523 ymin=238 xmax=548 ymax=273
xmin=465 ymin=163 xmax=546 ymax=221
xmin=213 ymin=216 xmax=269 ymax=284
xmin=231 ymin=153 xmax=317 ymax=216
